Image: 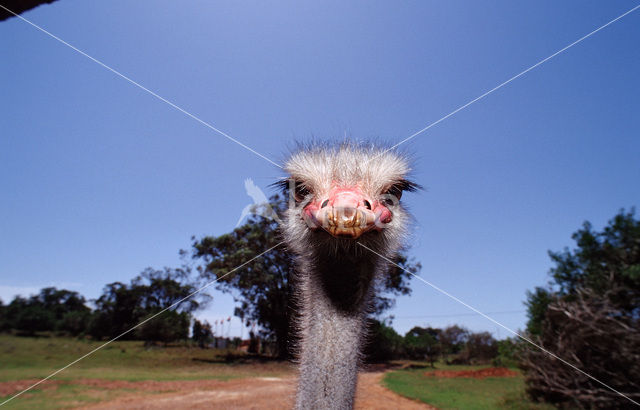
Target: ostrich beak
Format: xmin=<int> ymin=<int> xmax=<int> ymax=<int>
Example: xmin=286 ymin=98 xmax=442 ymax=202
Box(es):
xmin=302 ymin=188 xmax=393 ymax=238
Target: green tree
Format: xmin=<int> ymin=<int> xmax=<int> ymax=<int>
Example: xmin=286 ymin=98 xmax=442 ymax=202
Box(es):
xmin=522 ymin=209 xmax=640 ymax=407
xmin=463 ymin=331 xmax=497 ymax=364
xmin=90 ymin=267 xmax=206 ymax=343
xmin=3 ymin=288 xmax=90 ymax=335
xmin=0 ymin=299 xmax=6 ymax=332
xmin=404 ymin=326 xmax=441 ymax=367
xmin=191 ymin=193 xmax=420 ymax=358
xmin=525 ymin=208 xmax=640 ymax=336
xmin=439 ymin=324 xmax=469 ymax=357
xmin=523 ymin=287 xmax=553 ymax=336
xmin=493 ymin=337 xmax=519 ymax=367
xmin=363 ymin=319 xmax=404 ymax=363
xmin=138 ymin=310 xmax=190 ymax=345
xmin=6 ymin=296 xmax=55 ymax=335
xmin=192 ymin=319 xmax=213 ymax=348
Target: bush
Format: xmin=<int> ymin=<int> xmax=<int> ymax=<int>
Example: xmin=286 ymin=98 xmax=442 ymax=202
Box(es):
xmin=404 ymin=326 xmax=441 ymax=367
xmin=522 ymin=210 xmax=640 ymax=408
xmin=363 ymin=319 xmax=404 ymax=363
xmin=521 ymin=289 xmax=640 ymax=408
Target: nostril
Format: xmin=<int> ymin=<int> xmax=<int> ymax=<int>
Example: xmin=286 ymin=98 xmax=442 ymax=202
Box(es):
xmin=363 ymin=200 xmax=371 ymax=210
xmin=321 ymin=199 xmax=329 ymax=208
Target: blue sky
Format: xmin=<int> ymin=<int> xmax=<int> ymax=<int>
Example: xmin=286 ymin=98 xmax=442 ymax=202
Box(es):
xmin=1 ymin=0 xmax=639 ymax=339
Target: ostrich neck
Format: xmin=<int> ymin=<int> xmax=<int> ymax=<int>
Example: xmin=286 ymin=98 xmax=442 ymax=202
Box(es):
xmin=295 ymin=251 xmax=379 ymax=410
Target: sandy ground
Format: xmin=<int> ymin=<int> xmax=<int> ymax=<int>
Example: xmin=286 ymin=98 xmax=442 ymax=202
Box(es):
xmin=76 ymin=371 xmax=433 ymax=409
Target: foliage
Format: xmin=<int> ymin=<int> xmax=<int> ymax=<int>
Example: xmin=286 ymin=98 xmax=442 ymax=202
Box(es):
xmin=138 ymin=310 xmax=190 ymax=346
xmin=522 ymin=288 xmax=640 ymax=408
xmin=362 ymin=320 xmax=500 ymax=365
xmin=463 ymin=331 xmax=498 ymax=364
xmin=1 ymin=273 xmax=202 ymax=343
xmin=439 ymin=324 xmax=470 ymax=356
xmin=192 ymin=319 xmax=213 ymax=348
xmin=548 ymin=209 xmax=640 ymax=302
xmin=89 ymin=267 xmax=205 ymax=344
xmin=1 ymin=287 xmax=90 ymax=336
xmin=190 ymin=193 xmax=420 ymax=358
xmin=522 ymin=209 xmax=640 ymax=408
xmin=446 ymin=328 xmax=499 ymax=365
xmin=524 ymin=287 xmax=553 ymax=337
xmin=0 ymin=299 xmax=6 ymax=332
xmin=493 ymin=337 xmax=520 ymax=368
xmin=362 ymin=319 xmax=404 ymax=362
xmin=404 ymin=326 xmax=441 ymax=367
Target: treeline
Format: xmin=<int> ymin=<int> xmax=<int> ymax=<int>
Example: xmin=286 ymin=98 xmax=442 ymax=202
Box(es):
xmin=520 ymin=209 xmax=640 ymax=408
xmin=0 ymin=267 xmax=206 ymax=344
xmin=365 ymin=321 xmax=515 ymax=366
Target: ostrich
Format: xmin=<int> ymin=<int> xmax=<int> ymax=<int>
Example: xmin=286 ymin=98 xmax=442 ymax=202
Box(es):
xmin=280 ymin=143 xmax=419 ymax=409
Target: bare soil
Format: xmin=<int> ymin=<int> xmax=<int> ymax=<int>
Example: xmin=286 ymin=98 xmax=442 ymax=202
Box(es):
xmin=84 ymin=372 xmax=432 ymax=409
xmin=424 ymin=367 xmax=519 ymax=379
xmin=2 ymin=371 xmax=433 ymax=409
xmin=0 ymin=379 xmax=62 ymax=395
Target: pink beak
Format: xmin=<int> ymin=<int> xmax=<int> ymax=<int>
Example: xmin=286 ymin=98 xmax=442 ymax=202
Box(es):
xmin=302 ymin=187 xmax=393 ymax=238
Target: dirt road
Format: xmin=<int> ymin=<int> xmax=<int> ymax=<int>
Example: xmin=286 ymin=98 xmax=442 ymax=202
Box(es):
xmin=82 ymin=371 xmax=432 ymax=409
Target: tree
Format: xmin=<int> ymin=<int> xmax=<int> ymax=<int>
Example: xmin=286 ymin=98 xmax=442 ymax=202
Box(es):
xmin=524 ymin=287 xmax=553 ymax=336
xmin=0 ymin=299 xmax=6 ymax=332
xmin=493 ymin=337 xmax=520 ymax=367
xmin=138 ymin=310 xmax=190 ymax=345
xmin=404 ymin=326 xmax=441 ymax=367
xmin=363 ymin=319 xmax=404 ymax=363
xmin=89 ymin=267 xmax=206 ymax=343
xmin=2 ymin=288 xmax=90 ymax=336
xmin=6 ymin=296 xmax=54 ymax=335
xmin=37 ymin=287 xmax=91 ymax=335
xmin=191 ymin=193 xmax=420 ymax=358
xmin=522 ymin=209 xmax=640 ymax=408
xmin=463 ymin=331 xmax=497 ymax=364
xmin=522 ymin=288 xmax=640 ymax=407
xmin=439 ymin=324 xmax=469 ymax=357
xmin=546 ymin=208 xmax=640 ymax=309
xmin=192 ymin=319 xmax=213 ymax=348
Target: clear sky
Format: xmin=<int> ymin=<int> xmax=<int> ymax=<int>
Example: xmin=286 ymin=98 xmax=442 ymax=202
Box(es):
xmin=1 ymin=0 xmax=639 ymax=339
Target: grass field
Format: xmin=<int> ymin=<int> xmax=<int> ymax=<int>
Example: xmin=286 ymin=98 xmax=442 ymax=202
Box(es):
xmin=0 ymin=334 xmax=292 ymax=409
xmin=384 ymin=365 xmax=553 ymax=410
xmin=2 ymin=335 xmax=551 ymax=409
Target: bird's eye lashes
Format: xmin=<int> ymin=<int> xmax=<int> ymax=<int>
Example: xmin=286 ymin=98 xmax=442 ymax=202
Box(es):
xmin=294 ymin=181 xmax=311 ymax=202
xmin=381 ymin=186 xmax=402 ymax=205
xmin=271 ymin=178 xmax=313 ymax=202
xmin=381 ymin=179 xmax=421 ymax=204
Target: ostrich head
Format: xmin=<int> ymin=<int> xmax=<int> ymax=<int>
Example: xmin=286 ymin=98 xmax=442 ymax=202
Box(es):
xmin=280 ymin=142 xmax=419 ymax=266
xmin=281 ymin=143 xmax=419 ymax=409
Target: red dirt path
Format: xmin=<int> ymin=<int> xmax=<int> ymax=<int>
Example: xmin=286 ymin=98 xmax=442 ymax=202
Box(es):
xmin=1 ymin=371 xmax=434 ymax=409
xmin=82 ymin=372 xmax=432 ymax=409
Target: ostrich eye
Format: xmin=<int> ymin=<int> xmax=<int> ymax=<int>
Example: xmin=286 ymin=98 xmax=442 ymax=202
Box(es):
xmin=382 ymin=185 xmax=403 ymax=205
xmin=382 ymin=179 xmax=421 ymax=204
xmin=294 ymin=181 xmax=311 ymax=202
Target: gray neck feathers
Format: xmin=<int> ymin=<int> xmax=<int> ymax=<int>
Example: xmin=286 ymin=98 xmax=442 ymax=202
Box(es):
xmin=294 ymin=250 xmax=379 ymax=410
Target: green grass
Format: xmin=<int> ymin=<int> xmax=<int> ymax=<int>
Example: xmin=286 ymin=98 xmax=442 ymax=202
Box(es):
xmin=2 ymin=336 xmax=554 ymax=409
xmin=384 ymin=365 xmax=553 ymax=410
xmin=0 ymin=334 xmax=292 ymax=409
xmin=0 ymin=334 xmax=291 ymax=381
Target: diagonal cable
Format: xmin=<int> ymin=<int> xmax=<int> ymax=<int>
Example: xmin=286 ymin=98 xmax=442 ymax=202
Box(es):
xmin=356 ymin=241 xmax=640 ymax=407
xmin=373 ymin=4 xmax=640 ymax=161
xmin=0 ymin=4 xmax=282 ymax=169
xmin=0 ymin=241 xmax=284 ymax=407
